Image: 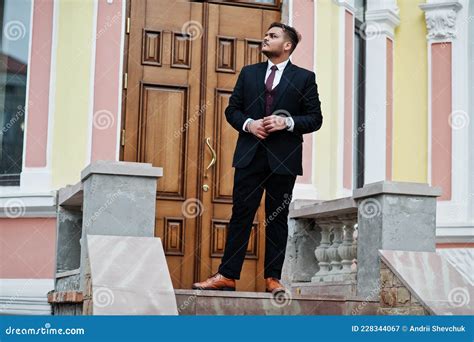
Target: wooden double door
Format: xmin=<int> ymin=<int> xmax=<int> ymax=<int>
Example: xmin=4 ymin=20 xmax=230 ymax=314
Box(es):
xmin=121 ymin=0 xmax=280 ymax=291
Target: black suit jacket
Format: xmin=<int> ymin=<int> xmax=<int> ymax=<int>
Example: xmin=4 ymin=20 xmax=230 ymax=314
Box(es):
xmin=225 ymin=60 xmax=323 ymax=176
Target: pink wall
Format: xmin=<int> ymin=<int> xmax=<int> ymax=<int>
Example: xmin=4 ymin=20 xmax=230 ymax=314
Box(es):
xmin=292 ymin=0 xmax=314 ymax=184
xmin=24 ymin=0 xmax=54 ymax=168
xmin=91 ymin=0 xmax=124 ymax=161
xmin=0 ymin=218 xmax=56 ymax=279
xmin=386 ymin=38 xmax=393 ymax=181
xmin=431 ymin=43 xmax=452 ymax=201
xmin=343 ymin=10 xmax=354 ymax=190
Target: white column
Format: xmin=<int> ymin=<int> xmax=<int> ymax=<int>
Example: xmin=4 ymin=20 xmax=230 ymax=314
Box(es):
xmin=364 ymin=0 xmax=400 ymax=184
xmin=420 ymin=0 xmax=473 ymax=242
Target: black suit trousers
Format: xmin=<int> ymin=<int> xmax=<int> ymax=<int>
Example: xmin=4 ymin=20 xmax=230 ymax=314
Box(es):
xmin=218 ymin=141 xmax=297 ymax=280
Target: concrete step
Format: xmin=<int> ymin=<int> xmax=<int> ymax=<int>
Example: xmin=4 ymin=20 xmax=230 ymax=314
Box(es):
xmin=175 ymin=289 xmax=379 ymax=315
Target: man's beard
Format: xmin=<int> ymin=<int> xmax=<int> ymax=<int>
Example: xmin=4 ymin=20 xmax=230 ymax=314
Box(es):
xmin=262 ymin=49 xmax=281 ymax=59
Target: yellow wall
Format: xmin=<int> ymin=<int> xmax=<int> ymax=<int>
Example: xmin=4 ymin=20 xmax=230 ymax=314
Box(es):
xmin=392 ymin=0 xmax=428 ymax=182
xmin=52 ymin=0 xmax=94 ymax=188
xmin=314 ymin=0 xmax=340 ymax=199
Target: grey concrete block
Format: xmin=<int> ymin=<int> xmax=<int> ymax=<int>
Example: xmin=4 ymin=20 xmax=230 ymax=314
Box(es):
xmin=353 ymin=180 xmax=442 ymax=199
xmin=355 ymin=182 xmax=440 ymax=298
xmin=56 ymin=207 xmax=82 ymax=273
xmin=82 ymin=174 xmax=157 ymax=237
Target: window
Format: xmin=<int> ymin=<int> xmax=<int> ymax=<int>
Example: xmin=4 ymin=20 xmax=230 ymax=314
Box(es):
xmin=354 ymin=0 xmax=365 ymax=22
xmin=354 ymin=0 xmax=366 ymax=189
xmin=0 ymin=0 xmax=31 ymax=186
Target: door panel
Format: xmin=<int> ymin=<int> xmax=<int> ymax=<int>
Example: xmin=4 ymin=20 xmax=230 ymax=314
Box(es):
xmin=122 ymin=0 xmax=279 ymax=291
xmin=200 ymin=4 xmax=279 ymax=291
xmin=124 ymin=0 xmax=202 ymax=289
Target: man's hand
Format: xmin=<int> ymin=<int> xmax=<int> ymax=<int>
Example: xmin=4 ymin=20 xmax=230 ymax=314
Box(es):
xmin=248 ymin=119 xmax=269 ymax=139
xmin=262 ymin=115 xmax=287 ymax=133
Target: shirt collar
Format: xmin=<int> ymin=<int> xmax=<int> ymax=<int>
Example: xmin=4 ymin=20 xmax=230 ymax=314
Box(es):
xmin=267 ymin=58 xmax=290 ymax=72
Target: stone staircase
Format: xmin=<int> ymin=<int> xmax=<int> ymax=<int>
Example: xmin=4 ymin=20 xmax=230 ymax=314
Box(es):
xmin=174 ymin=289 xmax=379 ymax=315
xmin=49 ymin=161 xmax=456 ymax=316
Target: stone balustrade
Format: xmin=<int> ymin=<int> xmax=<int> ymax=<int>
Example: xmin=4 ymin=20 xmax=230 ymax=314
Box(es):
xmin=284 ymin=181 xmax=442 ymax=299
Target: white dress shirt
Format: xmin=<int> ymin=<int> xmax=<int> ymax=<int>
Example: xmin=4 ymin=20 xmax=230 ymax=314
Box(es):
xmin=242 ymin=58 xmax=295 ymax=133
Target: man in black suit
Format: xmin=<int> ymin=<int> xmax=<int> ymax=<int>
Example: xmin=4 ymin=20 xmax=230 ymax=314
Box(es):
xmin=193 ymin=22 xmax=323 ymax=293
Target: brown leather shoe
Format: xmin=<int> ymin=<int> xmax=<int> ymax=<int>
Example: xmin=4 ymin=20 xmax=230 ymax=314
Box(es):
xmin=192 ymin=273 xmax=236 ymax=291
xmin=265 ymin=277 xmax=286 ymax=294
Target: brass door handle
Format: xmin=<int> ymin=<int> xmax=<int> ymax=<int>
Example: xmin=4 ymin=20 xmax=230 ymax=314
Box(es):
xmin=204 ymin=137 xmax=216 ymax=178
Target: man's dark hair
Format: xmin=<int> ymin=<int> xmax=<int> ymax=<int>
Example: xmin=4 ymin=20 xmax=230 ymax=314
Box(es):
xmin=268 ymin=22 xmax=302 ymax=54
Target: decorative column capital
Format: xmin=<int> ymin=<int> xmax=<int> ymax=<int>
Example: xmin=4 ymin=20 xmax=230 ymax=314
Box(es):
xmin=365 ymin=7 xmax=401 ymax=39
xmin=419 ymin=1 xmax=463 ymax=42
xmin=332 ymin=0 xmax=356 ymax=13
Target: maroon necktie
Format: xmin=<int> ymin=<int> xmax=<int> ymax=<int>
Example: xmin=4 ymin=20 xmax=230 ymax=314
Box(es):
xmin=265 ymin=65 xmax=278 ymax=91
xmin=264 ymin=65 xmax=278 ymax=116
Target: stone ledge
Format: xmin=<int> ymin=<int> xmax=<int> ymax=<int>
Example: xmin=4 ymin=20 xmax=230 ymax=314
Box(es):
xmin=289 ymin=199 xmax=323 ymax=211
xmin=81 ymin=161 xmax=163 ymax=181
xmin=289 ymin=197 xmax=357 ymax=219
xmin=0 ymin=192 xmax=57 ymax=218
xmin=58 ymin=182 xmax=83 ymax=207
xmin=353 ymin=181 xmax=442 ymax=199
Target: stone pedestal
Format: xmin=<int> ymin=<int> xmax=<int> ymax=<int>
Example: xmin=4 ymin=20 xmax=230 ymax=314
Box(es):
xmin=51 ymin=161 xmax=163 ymax=314
xmin=78 ymin=161 xmax=162 ymax=291
xmin=353 ymin=181 xmax=442 ymax=298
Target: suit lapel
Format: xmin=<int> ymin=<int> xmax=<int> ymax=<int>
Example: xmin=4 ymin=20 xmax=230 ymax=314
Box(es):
xmin=256 ymin=62 xmax=267 ymax=114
